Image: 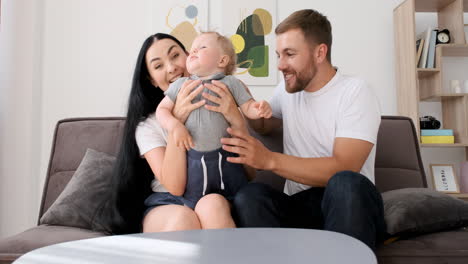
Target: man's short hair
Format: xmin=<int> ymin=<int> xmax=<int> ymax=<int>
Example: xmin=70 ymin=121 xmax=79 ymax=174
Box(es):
xmin=201 ymin=32 xmax=237 ymax=75
xmin=275 ymin=9 xmax=332 ymax=62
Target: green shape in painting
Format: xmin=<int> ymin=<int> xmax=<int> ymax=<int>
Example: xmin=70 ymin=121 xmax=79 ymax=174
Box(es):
xmin=246 ymin=45 xmax=265 ymax=68
xmin=236 ymin=14 xmax=264 ymax=69
xmin=248 ymin=46 xmax=269 ymax=77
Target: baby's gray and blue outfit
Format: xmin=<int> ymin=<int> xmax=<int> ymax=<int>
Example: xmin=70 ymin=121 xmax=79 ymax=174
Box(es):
xmin=144 ymin=73 xmax=251 ymax=210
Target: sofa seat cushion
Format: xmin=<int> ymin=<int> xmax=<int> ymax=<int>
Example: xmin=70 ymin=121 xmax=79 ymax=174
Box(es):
xmin=0 ymin=225 xmax=106 ymax=262
xmin=377 ymin=228 xmax=468 ymax=264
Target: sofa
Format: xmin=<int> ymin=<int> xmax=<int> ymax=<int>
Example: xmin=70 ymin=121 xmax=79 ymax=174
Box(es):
xmin=1 ymin=116 xmax=467 ymax=264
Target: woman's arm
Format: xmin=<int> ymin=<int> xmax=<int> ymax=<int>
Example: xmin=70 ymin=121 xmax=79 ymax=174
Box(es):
xmin=146 ymin=79 xmax=205 ymax=195
xmin=143 ymin=135 xmax=187 ymax=196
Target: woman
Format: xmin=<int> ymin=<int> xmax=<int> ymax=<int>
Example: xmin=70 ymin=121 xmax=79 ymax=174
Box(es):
xmin=111 ymin=33 xmax=247 ymax=234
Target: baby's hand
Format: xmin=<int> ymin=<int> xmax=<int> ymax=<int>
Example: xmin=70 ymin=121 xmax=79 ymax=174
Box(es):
xmin=253 ymin=100 xmax=272 ymax=119
xmin=172 ymin=123 xmax=194 ymax=151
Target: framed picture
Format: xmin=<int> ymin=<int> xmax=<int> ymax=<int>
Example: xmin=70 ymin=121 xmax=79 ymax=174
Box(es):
xmin=151 ymin=0 xmax=209 ymax=51
xmin=430 ymin=164 xmax=460 ymax=193
xmin=465 ymin=24 xmax=468 ymax=44
xmin=220 ymin=0 xmax=277 ymax=85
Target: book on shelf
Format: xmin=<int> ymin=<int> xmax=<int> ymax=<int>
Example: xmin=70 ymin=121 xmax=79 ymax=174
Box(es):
xmin=421 ymin=129 xmax=454 ymax=136
xmin=425 ymin=29 xmax=437 ymax=68
xmin=416 ymin=38 xmax=425 ymax=65
xmin=416 ymin=27 xmax=433 ymax=68
xmin=421 ymin=136 xmax=455 ymax=144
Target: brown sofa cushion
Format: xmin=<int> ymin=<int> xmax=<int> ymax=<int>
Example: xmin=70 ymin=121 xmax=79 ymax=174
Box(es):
xmin=39 ymin=118 xmax=125 ymax=219
xmin=383 ymin=188 xmax=468 ymax=236
xmin=40 ymin=149 xmax=116 ymax=233
xmin=0 ymin=225 xmax=105 ymax=259
xmin=377 ymin=228 xmax=468 ymax=263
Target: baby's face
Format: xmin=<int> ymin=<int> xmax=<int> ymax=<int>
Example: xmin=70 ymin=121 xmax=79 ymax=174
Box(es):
xmin=187 ymin=33 xmax=224 ymax=77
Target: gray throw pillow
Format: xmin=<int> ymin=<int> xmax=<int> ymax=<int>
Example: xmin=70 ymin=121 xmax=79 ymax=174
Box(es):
xmin=383 ymin=188 xmax=468 ymax=236
xmin=40 ymin=148 xmax=115 ymax=233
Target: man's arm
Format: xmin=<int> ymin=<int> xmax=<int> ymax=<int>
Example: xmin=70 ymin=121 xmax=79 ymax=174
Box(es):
xmin=221 ymin=128 xmax=374 ymax=187
xmin=267 ymin=137 xmax=373 ymax=186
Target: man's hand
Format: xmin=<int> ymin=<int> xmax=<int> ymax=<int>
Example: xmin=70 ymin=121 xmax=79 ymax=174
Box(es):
xmin=253 ymin=100 xmax=272 ymax=119
xmin=172 ymin=122 xmax=194 ymax=151
xmin=221 ymin=127 xmax=274 ymax=170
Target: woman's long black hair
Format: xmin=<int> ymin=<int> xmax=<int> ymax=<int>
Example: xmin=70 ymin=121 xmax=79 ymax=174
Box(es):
xmin=110 ymin=33 xmax=186 ymax=234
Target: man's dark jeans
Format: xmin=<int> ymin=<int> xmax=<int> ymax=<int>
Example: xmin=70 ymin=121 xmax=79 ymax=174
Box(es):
xmin=232 ymin=171 xmax=387 ymax=250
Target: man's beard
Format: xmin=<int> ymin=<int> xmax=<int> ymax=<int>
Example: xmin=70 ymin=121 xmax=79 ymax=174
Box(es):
xmin=284 ymin=67 xmax=316 ymax=93
xmin=284 ymin=56 xmax=317 ymax=93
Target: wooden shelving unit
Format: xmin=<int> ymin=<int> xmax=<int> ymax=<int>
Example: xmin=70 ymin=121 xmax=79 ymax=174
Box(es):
xmin=394 ymin=0 xmax=468 ymax=198
xmin=451 ymin=193 xmax=468 ymax=201
xmin=422 ymin=143 xmax=468 ymax=147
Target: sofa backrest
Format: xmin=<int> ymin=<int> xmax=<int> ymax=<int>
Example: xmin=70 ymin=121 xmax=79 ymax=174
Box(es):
xmin=374 ymin=116 xmax=427 ymax=191
xmin=249 ymin=116 xmax=428 ymax=192
xmin=38 ymin=117 xmax=126 ymax=221
xmin=38 ymin=116 xmax=426 ymax=221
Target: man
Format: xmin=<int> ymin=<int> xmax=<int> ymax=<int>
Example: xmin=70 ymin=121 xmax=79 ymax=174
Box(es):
xmin=221 ymin=9 xmax=386 ymax=250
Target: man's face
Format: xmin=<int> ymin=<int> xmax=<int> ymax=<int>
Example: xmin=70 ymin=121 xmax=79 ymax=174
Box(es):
xmin=276 ymin=28 xmax=317 ymax=93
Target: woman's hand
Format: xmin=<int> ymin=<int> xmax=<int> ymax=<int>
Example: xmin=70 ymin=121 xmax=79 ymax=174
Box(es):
xmin=203 ymin=80 xmax=247 ymax=132
xmin=172 ymin=79 xmax=205 ymax=123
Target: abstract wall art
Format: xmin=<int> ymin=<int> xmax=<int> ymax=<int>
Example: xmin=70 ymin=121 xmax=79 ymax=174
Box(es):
xmin=221 ymin=0 xmax=277 ymax=85
xmin=153 ymin=0 xmax=208 ymax=51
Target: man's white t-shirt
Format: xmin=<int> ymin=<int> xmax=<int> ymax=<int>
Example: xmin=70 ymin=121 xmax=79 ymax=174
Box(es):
xmin=269 ymin=70 xmax=381 ymax=196
xmin=135 ymin=113 xmax=169 ymax=192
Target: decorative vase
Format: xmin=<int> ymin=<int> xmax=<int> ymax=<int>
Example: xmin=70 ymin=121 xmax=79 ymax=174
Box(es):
xmin=450 ymin=80 xmax=462 ymax=93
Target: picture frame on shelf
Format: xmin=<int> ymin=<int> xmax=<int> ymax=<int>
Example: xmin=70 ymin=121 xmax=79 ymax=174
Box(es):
xmin=430 ymin=164 xmax=460 ymax=193
xmin=465 ymin=24 xmax=468 ymax=43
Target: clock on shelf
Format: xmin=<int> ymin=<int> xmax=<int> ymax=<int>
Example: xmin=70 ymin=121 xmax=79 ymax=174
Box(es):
xmin=436 ymin=29 xmax=451 ymax=44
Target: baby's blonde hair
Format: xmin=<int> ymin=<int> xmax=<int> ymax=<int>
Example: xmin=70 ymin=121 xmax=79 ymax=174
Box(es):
xmin=200 ymin=31 xmax=237 ymax=75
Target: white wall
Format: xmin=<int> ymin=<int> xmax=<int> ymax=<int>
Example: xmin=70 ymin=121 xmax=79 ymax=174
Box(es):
xmin=38 ymin=0 xmax=155 ymax=209
xmin=1 ymin=0 xmax=462 ymax=237
xmin=0 ymin=0 xmax=43 ymax=237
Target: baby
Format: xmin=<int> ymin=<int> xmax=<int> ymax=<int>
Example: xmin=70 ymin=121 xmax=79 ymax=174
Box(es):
xmin=156 ymin=32 xmax=271 ymax=208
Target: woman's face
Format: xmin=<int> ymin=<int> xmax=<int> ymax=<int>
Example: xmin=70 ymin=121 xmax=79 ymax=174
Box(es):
xmin=145 ymin=38 xmax=189 ymax=91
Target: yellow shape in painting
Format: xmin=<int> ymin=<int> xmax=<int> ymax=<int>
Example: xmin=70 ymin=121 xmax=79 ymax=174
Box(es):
xmin=230 ymin=34 xmax=245 ymax=54
xmin=253 ymin=8 xmax=272 ymax=35
xmin=171 ymin=21 xmax=198 ymax=51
